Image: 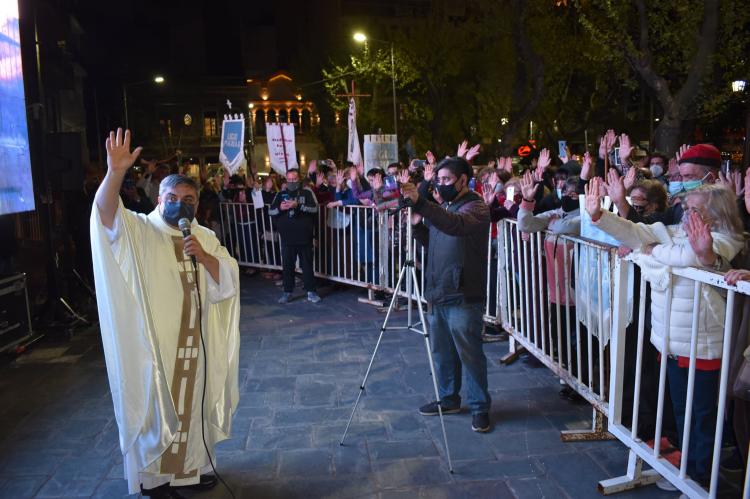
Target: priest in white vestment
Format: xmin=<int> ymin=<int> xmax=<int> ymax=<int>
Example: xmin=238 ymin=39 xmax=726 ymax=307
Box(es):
xmin=90 ymin=129 xmax=240 ymax=498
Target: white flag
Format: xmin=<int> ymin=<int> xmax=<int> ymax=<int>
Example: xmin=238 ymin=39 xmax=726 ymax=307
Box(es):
xmin=347 ymin=98 xmax=363 ymax=167
xmin=266 ymin=123 xmax=299 ymax=175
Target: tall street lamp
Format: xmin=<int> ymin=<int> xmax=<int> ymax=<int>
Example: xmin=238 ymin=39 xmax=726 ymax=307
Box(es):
xmin=353 ymin=32 xmax=397 ymax=138
xmin=732 ymin=80 xmax=748 ymax=165
xmin=123 ymin=75 xmax=165 ymax=130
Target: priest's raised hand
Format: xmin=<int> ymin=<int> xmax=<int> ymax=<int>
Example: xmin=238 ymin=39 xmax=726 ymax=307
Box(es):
xmin=96 ymin=128 xmax=143 ymax=228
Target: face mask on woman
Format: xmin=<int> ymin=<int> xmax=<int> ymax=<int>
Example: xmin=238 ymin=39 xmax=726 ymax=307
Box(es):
xmin=649 ymin=163 xmax=664 ymax=178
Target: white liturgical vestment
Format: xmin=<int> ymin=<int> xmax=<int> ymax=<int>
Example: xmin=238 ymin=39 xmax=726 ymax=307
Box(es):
xmin=90 ymin=201 xmax=240 ymax=494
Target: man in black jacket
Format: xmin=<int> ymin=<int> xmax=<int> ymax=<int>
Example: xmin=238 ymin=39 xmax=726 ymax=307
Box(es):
xmin=269 ymin=168 xmax=321 ymax=303
xmin=401 ymin=156 xmax=492 ymax=432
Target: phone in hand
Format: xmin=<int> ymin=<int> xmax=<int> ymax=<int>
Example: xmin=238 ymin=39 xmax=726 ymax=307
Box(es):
xmin=506 ymin=186 xmax=515 ymax=200
xmin=558 ymin=140 xmax=567 ymax=159
xmin=384 ymin=175 xmax=398 ymax=190
xmin=613 ymin=147 xmax=621 ymax=166
xmin=721 ymin=160 xmax=731 ymax=176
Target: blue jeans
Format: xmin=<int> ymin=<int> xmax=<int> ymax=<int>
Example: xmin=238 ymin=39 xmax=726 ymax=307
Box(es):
xmin=667 ymin=357 xmax=720 ymax=484
xmin=428 ymin=302 xmax=491 ymax=415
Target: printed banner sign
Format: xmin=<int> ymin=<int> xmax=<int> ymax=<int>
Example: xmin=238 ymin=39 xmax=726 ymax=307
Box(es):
xmin=347 ymin=98 xmax=363 ymax=167
xmin=266 ymin=123 xmax=298 ymax=175
xmin=364 ymin=134 xmax=398 ymax=173
xmin=219 ymin=114 xmax=246 ymax=175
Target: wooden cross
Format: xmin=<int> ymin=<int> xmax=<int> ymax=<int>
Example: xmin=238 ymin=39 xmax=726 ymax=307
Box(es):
xmin=335 ymin=80 xmax=371 ymax=100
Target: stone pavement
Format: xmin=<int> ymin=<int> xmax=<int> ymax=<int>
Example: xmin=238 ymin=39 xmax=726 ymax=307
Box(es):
xmin=0 ymin=275 xmax=688 ymax=498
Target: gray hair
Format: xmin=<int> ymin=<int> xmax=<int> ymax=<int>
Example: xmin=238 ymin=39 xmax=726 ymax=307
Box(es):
xmin=159 ymin=174 xmax=199 ymax=197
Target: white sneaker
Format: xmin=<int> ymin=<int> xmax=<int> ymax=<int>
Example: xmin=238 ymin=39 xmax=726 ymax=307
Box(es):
xmin=655 ymin=477 xmax=678 ymax=492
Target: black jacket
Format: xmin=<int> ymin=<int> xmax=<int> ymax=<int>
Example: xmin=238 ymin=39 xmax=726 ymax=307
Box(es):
xmin=269 ymin=187 xmax=319 ymax=246
xmin=413 ymin=190 xmax=490 ymax=305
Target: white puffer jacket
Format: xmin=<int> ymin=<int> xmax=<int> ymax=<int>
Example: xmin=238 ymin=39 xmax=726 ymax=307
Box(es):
xmin=595 ymin=211 xmax=745 ymax=359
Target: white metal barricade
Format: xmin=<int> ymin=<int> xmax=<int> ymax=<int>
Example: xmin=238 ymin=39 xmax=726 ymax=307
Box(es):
xmin=496 ymin=218 xmax=618 ymax=440
xmin=219 ymin=202 xmax=425 ymax=299
xmin=601 ymin=258 xmax=750 ymax=498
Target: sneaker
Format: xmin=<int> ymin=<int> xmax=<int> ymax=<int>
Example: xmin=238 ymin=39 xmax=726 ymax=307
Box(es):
xmin=655 ymin=477 xmax=678 ymax=492
xmin=278 ymin=292 xmax=292 ymax=304
xmin=418 ymin=401 xmax=461 ymax=416
xmin=307 ymin=292 xmax=321 ymax=303
xmin=472 ymin=413 xmax=491 ymax=433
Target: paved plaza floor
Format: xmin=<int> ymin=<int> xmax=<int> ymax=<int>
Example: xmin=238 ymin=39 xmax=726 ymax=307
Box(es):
xmin=0 ymin=275 xmax=720 ymax=498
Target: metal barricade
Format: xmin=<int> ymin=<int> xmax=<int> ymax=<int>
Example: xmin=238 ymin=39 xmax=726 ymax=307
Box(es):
xmin=218 ymin=201 xmax=424 ymax=299
xmin=601 ymin=259 xmax=750 ymax=498
xmin=496 ymin=218 xmax=617 ymax=440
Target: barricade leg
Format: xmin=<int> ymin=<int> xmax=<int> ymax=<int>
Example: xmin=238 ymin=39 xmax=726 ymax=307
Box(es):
xmin=500 ymin=337 xmax=525 ymax=365
xmin=560 ymin=407 xmax=616 ymax=442
xmin=598 ymin=450 xmax=660 ymax=495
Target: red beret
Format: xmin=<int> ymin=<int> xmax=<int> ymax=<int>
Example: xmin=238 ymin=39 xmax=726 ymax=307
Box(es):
xmin=678 ymin=144 xmax=721 ymax=169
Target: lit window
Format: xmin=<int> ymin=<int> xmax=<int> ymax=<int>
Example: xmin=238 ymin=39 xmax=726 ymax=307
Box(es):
xmin=203 ymin=112 xmax=217 ymax=137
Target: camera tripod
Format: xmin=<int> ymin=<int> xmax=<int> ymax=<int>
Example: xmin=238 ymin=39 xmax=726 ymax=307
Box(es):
xmin=340 ymin=208 xmax=453 ymax=473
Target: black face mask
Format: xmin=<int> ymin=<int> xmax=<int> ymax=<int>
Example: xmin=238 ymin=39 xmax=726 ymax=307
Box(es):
xmin=436 ymin=176 xmax=465 ymax=203
xmin=561 ymin=197 xmax=578 ymax=212
xmin=161 ymin=201 xmax=195 ymax=227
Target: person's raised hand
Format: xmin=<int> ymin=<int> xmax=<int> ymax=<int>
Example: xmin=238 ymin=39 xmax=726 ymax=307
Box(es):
xmin=308 ymin=160 xmax=318 ymax=174
xmin=426 ymin=150 xmax=436 ymax=166
xmin=619 ymin=133 xmax=633 ymax=163
xmin=675 ymin=144 xmax=689 ymax=162
xmin=457 ymin=140 xmax=469 ymax=158
xmin=606 ymin=168 xmax=626 ymax=205
xmin=398 ymin=170 xmax=411 ymax=185
xmin=685 ymin=211 xmax=714 ymax=264
xmin=623 ymin=165 xmax=637 ymax=190
xmin=606 ymin=129 xmax=617 ymax=151
xmin=731 ymin=170 xmax=744 ymax=197
xmin=488 ymin=171 xmax=499 ymax=192
xmin=520 ymin=170 xmax=539 ymax=201
xmin=718 ymin=171 xmax=736 ymax=193
xmin=584 ymin=176 xmax=604 ymax=219
xmin=482 ymin=188 xmax=495 ymax=205
xmin=581 ymin=151 xmax=593 ymax=180
xmin=617 ymin=246 xmax=633 ymax=258
xmin=423 ymin=163 xmax=435 ymax=182
xmin=725 ymin=269 xmax=750 ymax=286
xmin=140 ymin=157 xmax=157 ymax=174
xmin=667 ymin=157 xmax=679 ymax=179
xmin=466 ymin=143 xmax=481 ymax=161
xmin=335 ymin=170 xmax=345 ymax=188
xmin=538 ymin=148 xmax=551 ymax=171
xmin=400 ymin=182 xmax=419 ymax=204
xmin=106 ymin=128 xmax=142 ymax=175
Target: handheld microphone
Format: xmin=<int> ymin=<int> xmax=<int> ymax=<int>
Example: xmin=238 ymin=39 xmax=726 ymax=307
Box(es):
xmin=178 ymin=218 xmax=197 ymax=268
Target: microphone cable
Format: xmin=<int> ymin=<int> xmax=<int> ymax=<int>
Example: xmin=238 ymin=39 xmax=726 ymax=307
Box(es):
xmin=193 ymin=262 xmax=236 ymax=499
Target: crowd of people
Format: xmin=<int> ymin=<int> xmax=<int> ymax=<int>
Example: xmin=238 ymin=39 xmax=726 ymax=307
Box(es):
xmin=115 ymin=130 xmax=750 ymax=490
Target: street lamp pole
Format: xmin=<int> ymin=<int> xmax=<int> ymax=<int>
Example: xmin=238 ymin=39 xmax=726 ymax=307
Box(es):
xmin=390 ymin=42 xmax=397 ymax=138
xmin=122 ymin=84 xmax=129 ymax=130
xmin=122 ymin=76 xmax=165 ymax=132
xmin=354 ymin=32 xmax=398 ymax=137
